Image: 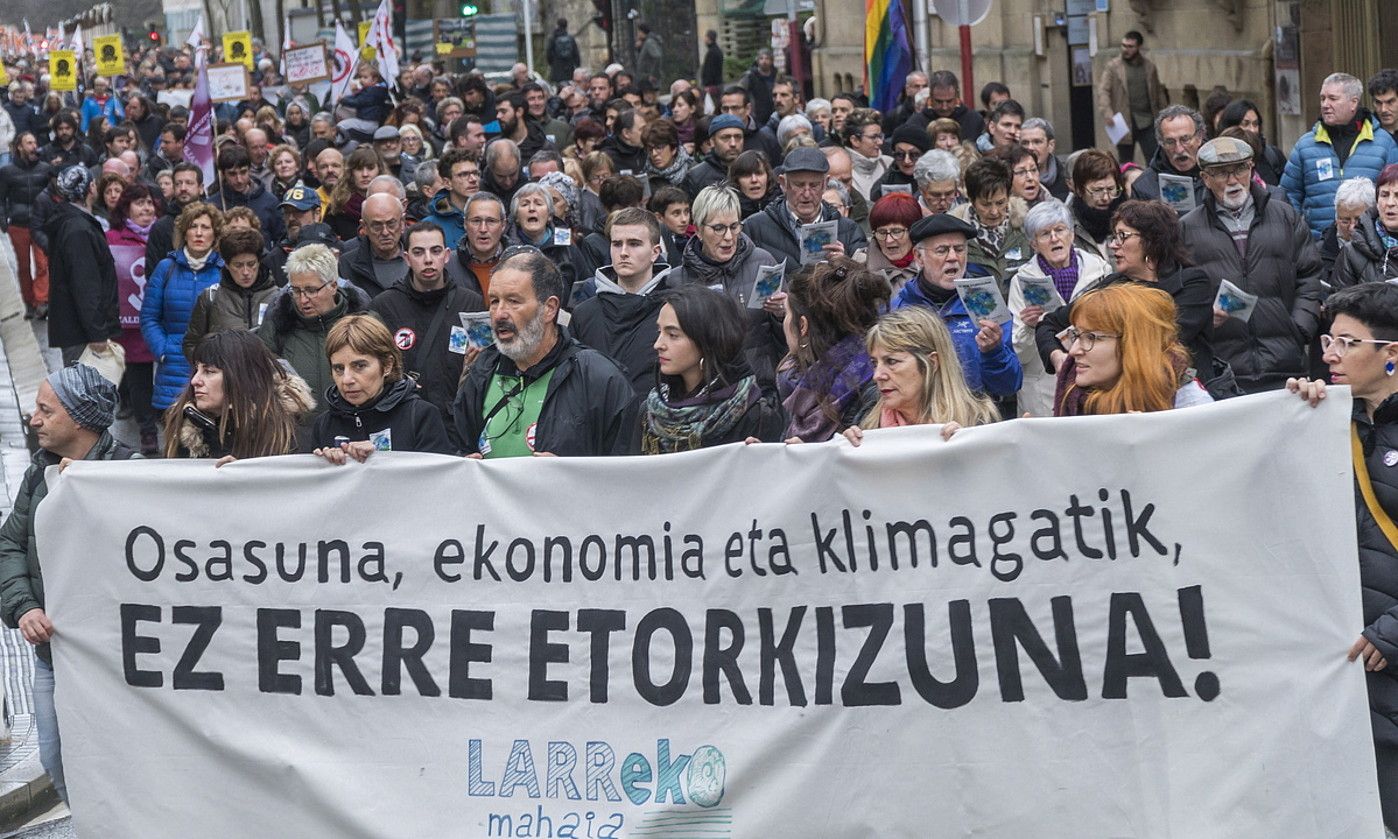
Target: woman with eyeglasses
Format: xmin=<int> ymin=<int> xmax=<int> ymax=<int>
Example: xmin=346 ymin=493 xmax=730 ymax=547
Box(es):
xmin=841 ymin=306 xmax=999 ymax=446
xmin=311 ymin=315 xmax=452 ymax=462
xmin=727 ymin=150 xmax=781 ymax=220
xmin=1053 ymin=283 xmax=1212 ymax=416
xmin=1334 ymin=164 xmax=1398 ymax=287
xmin=164 ymin=330 xmax=313 ymax=462
xmin=1009 ymin=199 xmax=1111 ymax=416
xmin=141 ymin=202 xmax=225 ymax=417
xmin=866 ymin=193 xmax=923 ymax=296
xmin=1286 ymin=282 xmax=1398 ymax=833
xmin=993 ymin=143 xmax=1043 ymax=206
xmin=949 ymin=157 xmax=1030 ymax=290
xmin=671 ymin=185 xmax=780 ymax=303
xmin=1037 ymin=199 xmax=1217 ymax=394
xmin=869 ymin=125 xmax=930 ymax=201
xmin=1068 ymin=149 xmax=1125 ymax=263
xmin=257 ymin=243 xmax=374 ymax=433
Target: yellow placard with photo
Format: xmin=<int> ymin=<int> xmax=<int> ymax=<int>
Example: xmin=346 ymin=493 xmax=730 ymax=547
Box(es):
xmin=49 ymin=50 xmax=77 ymax=91
xmin=222 ymin=30 xmax=254 ymax=69
xmin=93 ymin=34 xmax=126 ymax=76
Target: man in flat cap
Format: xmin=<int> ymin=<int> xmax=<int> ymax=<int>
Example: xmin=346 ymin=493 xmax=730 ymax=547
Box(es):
xmin=0 ymin=364 xmax=140 ymax=805
xmin=1180 ymin=135 xmax=1324 ymax=393
xmin=890 ymin=213 xmax=1021 ymax=399
xmin=742 ymin=147 xmax=867 ymax=267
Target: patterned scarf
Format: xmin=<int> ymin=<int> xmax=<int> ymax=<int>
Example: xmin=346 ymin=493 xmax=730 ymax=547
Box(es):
xmin=971 ymin=208 xmax=1007 ymax=256
xmin=645 ymin=147 xmax=694 ymax=188
xmin=641 ymin=376 xmax=759 ymax=454
xmin=1037 ymin=250 xmax=1080 ymax=301
xmin=778 ymin=334 xmax=875 ymax=442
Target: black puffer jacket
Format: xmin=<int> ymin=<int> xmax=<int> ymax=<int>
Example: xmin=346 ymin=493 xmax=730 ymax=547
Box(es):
xmin=0 ymin=154 xmax=53 ymax=228
xmin=742 ymin=197 xmax=869 ymax=267
xmin=339 ymin=235 xmax=407 ymax=300
xmin=1333 ymin=209 xmax=1398 ymax=288
xmin=1179 ymin=184 xmax=1325 ymax=393
xmin=570 ymin=268 xmax=673 ymax=395
xmin=599 ymin=135 xmax=647 ymax=176
xmin=310 ymin=376 xmax=454 ymax=455
xmin=453 ymin=327 xmax=634 ymax=457
xmin=368 ymin=277 xmax=485 ymax=446
xmin=682 ymin=152 xmax=729 ymax=200
xmin=1351 ymin=396 xmax=1398 ymax=778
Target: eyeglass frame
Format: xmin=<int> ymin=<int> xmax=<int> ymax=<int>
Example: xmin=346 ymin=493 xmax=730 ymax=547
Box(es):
xmin=1320 ymin=334 xmax=1397 ymax=357
xmin=289 ymin=277 xmax=336 ymax=298
xmin=1057 ymin=326 xmax=1120 ymax=352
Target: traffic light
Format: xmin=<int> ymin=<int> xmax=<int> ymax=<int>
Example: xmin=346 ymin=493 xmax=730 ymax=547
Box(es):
xmin=460 ymin=1 xmax=479 ymax=15
xmin=148 ymin=27 xmax=161 ymax=44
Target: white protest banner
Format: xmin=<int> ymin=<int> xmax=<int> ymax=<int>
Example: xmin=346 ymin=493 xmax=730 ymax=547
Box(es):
xmin=38 ymin=391 xmax=1383 ymax=837
xmin=206 ymin=62 xmax=249 ymax=103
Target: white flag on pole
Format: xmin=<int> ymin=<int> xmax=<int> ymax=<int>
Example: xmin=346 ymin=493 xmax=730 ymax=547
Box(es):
xmin=69 ymin=23 xmax=82 ymax=56
xmin=279 ymin=14 xmax=292 ymax=76
xmin=329 ymin=20 xmax=359 ymax=104
xmin=365 ymin=0 xmax=400 ymax=90
xmin=186 ymin=13 xmax=206 ymax=52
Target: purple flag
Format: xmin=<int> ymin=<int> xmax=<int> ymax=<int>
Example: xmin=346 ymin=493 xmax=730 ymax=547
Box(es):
xmin=185 ymin=53 xmax=216 ymax=190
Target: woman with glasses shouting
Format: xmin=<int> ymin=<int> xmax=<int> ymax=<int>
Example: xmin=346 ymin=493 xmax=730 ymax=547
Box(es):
xmin=1052 ymin=283 xmax=1212 ymax=416
xmin=1287 ymin=282 xmax=1398 ymax=834
xmin=1036 ymin=199 xmax=1221 ymax=396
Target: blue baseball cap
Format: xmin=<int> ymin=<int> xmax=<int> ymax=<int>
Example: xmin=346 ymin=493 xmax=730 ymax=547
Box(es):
xmin=278 ymin=184 xmax=321 ymax=212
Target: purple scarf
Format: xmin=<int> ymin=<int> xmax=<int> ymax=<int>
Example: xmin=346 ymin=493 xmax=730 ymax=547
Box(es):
xmin=777 ymin=334 xmax=875 ymax=442
xmin=1037 ymin=251 xmax=1080 ymax=301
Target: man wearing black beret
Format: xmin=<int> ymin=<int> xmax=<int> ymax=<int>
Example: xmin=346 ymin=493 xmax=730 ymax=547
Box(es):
xmin=890 ymin=213 xmax=1022 ymax=399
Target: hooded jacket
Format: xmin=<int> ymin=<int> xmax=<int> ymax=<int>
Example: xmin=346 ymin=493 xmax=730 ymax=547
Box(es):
xmin=208 ymin=179 xmax=286 ymax=242
xmin=368 ymin=276 xmax=485 ymax=444
xmin=182 ymin=262 xmax=281 ymax=361
xmin=453 ymin=326 xmax=635 ymax=457
xmin=0 ymin=431 xmax=138 ymax=664
xmin=0 ymin=153 xmax=53 ymax=228
xmin=1179 ymin=184 xmax=1325 ymax=393
xmin=310 ymin=375 xmax=454 ymax=455
xmin=420 ymin=188 xmax=467 ymax=247
xmin=172 ymin=367 xmax=315 ymax=458
xmin=1334 ymin=210 xmax=1398 ymax=288
xmin=891 ymin=277 xmax=1023 ymax=397
xmin=570 ymin=267 xmax=673 ymax=395
xmin=45 ymin=200 xmax=121 ymax=349
xmin=743 ymin=197 xmax=869 ymax=268
xmin=257 ymin=283 xmax=375 ymax=418
xmin=1283 ymin=113 xmax=1398 ymax=238
xmin=142 ymin=248 xmax=226 ymax=409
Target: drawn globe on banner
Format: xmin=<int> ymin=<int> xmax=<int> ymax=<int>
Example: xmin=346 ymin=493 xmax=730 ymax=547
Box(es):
xmin=332 ymin=47 xmax=353 ymax=85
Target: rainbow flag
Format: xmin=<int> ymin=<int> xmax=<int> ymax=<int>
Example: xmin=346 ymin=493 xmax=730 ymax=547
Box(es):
xmin=865 ymin=0 xmax=914 ymax=114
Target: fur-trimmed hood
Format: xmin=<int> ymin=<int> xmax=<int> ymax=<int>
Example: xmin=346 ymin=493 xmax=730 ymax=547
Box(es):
xmin=177 ymin=366 xmax=316 ymax=457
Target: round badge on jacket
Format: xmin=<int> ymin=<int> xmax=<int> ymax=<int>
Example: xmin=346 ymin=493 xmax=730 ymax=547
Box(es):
xmin=394 ymin=328 xmax=416 ymax=350
xmin=1385 ymin=450 xmax=1398 ymax=468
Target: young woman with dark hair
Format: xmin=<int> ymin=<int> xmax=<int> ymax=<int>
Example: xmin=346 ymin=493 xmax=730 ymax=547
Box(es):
xmin=164 ymin=330 xmax=314 ymax=461
xmin=639 ymin=285 xmax=785 ymax=453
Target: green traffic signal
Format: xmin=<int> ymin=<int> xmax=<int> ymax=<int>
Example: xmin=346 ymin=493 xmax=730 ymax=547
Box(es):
xmin=460 ymin=2 xmax=479 ymax=15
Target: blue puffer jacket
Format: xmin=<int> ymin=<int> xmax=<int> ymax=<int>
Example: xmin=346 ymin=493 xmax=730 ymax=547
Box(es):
xmin=79 ymin=94 xmax=125 ymax=133
xmin=890 ymin=279 xmax=1023 ymax=397
xmin=141 ymin=249 xmax=225 ymax=410
xmin=1282 ymin=114 xmax=1398 ymax=238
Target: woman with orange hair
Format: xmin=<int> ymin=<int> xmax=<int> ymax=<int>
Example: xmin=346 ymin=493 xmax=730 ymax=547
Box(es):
xmin=1053 ymin=282 xmax=1212 ymax=416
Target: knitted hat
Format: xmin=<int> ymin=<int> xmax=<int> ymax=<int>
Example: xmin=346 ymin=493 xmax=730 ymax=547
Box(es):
xmin=55 ymin=165 xmax=92 ymax=202
xmin=47 ymin=364 xmax=117 ymax=431
xmin=537 ymin=171 xmax=577 ymax=213
xmin=891 ymin=124 xmax=932 ymax=154
xmin=709 ymin=114 xmax=745 ymax=135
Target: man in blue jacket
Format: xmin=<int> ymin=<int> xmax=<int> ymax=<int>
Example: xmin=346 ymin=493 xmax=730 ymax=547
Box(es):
xmin=891 ymin=213 xmax=1022 ymax=399
xmin=1282 ymin=72 xmax=1398 ymax=239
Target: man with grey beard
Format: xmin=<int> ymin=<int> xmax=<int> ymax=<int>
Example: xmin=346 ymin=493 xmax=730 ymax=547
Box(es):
xmin=453 ymin=247 xmax=633 ymax=457
xmin=1180 ymin=136 xmax=1323 ymax=394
